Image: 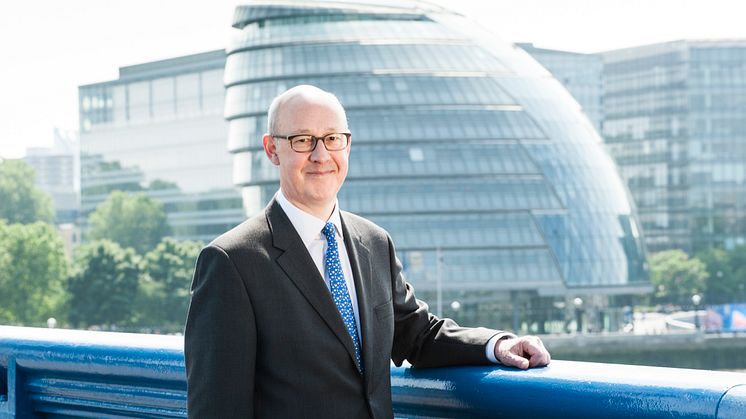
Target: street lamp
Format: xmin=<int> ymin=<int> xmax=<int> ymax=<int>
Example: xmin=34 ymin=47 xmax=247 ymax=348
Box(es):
xmin=691 ymin=294 xmax=702 ymax=330
xmin=573 ymin=297 xmax=584 ymax=333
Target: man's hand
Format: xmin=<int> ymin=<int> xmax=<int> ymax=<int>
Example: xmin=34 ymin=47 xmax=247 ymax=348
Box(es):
xmin=494 ymin=336 xmax=551 ymax=369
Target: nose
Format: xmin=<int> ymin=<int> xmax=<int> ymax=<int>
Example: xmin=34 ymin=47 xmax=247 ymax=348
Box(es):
xmin=309 ymin=139 xmax=332 ymax=162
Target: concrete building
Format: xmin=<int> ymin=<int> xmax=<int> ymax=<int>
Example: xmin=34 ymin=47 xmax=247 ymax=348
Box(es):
xmin=23 ymin=129 xmax=80 ymax=225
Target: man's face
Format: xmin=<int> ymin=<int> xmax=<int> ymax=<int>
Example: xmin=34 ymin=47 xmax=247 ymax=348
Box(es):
xmin=263 ymin=95 xmax=350 ymax=216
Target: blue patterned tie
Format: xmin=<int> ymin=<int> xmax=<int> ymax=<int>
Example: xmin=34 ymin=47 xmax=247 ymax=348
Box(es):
xmin=322 ymin=222 xmax=363 ymax=373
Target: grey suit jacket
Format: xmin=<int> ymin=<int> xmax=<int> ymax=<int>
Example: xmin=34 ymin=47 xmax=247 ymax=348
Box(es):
xmin=185 ymin=200 xmax=501 ymax=418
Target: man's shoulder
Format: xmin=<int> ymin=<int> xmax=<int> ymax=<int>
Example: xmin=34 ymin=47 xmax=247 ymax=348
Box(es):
xmin=341 ymin=211 xmax=390 ymax=242
xmin=208 ymin=210 xmax=269 ymax=253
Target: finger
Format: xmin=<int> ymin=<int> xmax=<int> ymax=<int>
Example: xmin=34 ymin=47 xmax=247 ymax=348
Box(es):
xmin=501 ymin=351 xmax=530 ymax=369
xmin=528 ymin=350 xmax=550 ymax=367
xmin=523 ymin=340 xmax=551 ymax=367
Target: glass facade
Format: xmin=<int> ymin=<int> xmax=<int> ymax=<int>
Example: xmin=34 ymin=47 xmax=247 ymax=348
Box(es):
xmin=225 ymin=1 xmax=649 ymax=331
xmin=79 ymin=50 xmax=245 ymax=243
xmin=226 ymin=0 xmax=648 ymax=329
xmin=603 ymin=41 xmax=746 ymax=252
xmin=518 ymin=43 xmax=604 ymax=132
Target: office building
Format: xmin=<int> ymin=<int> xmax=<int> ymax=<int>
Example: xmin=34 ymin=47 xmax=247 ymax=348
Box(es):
xmin=603 ymin=40 xmax=746 ymax=252
xmin=79 ymin=50 xmax=245 ymax=243
xmin=23 ymin=129 xmax=80 ymax=224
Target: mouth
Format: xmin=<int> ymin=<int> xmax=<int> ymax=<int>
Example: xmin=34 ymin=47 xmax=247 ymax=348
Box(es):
xmin=306 ymin=170 xmax=335 ymax=176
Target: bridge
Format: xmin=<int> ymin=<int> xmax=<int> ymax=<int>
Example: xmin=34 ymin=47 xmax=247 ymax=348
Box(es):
xmin=1 ymin=326 xmax=744 ymax=418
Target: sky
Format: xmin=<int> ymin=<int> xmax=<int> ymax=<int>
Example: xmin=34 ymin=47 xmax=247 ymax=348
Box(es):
xmin=1 ymin=0 xmax=745 ymax=159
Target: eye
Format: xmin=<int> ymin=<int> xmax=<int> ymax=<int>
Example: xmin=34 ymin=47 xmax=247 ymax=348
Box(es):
xmin=292 ymin=136 xmax=312 ymax=144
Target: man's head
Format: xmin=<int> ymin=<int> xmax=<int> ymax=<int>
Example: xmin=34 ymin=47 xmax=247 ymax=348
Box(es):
xmin=262 ymin=85 xmax=351 ymax=219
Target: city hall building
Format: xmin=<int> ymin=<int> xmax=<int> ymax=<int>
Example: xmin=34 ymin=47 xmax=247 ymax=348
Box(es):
xmin=223 ymin=0 xmax=649 ymax=332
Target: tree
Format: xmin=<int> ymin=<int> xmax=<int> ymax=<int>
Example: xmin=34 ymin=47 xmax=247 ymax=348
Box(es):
xmin=0 ymin=160 xmax=54 ymax=224
xmin=696 ymin=248 xmax=732 ymax=304
xmin=135 ymin=237 xmax=202 ymax=330
xmin=80 ymin=156 xmax=144 ymax=196
xmin=724 ymin=245 xmax=746 ymax=303
xmin=87 ymin=191 xmax=170 ymax=254
xmin=67 ymin=240 xmax=141 ymax=328
xmin=0 ymin=221 xmax=68 ymax=325
xmin=649 ymin=250 xmax=708 ymax=305
xmin=148 ymin=179 xmax=180 ymax=191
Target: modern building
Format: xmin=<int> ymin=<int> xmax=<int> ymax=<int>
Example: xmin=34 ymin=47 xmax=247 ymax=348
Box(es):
xmin=224 ymin=0 xmax=649 ymax=332
xmin=23 ymin=129 xmax=80 ymax=224
xmin=518 ymin=43 xmax=604 ymax=132
xmin=79 ymin=50 xmax=245 ymax=243
xmin=603 ymin=40 xmax=746 ymax=252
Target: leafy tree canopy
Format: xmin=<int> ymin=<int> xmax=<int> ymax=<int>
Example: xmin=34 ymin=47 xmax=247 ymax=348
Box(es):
xmin=0 ymin=160 xmax=54 ymax=224
xmin=0 ymin=221 xmax=68 ymax=325
xmin=87 ymin=191 xmax=170 ymax=254
xmin=649 ymin=250 xmax=708 ymax=305
xmin=135 ymin=237 xmax=202 ymax=330
xmin=67 ymin=240 xmax=141 ymax=328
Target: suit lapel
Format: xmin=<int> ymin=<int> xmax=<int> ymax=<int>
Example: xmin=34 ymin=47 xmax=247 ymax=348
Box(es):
xmin=340 ymin=213 xmax=374 ymax=385
xmin=266 ymin=200 xmax=360 ymax=373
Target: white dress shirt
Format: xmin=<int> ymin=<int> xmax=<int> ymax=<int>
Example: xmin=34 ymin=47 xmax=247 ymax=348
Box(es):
xmin=275 ymin=189 xmax=508 ymax=363
xmin=275 ymin=190 xmax=362 ymax=343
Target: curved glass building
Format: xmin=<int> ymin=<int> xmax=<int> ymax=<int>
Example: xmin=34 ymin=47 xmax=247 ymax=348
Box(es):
xmin=224 ymin=0 xmax=649 ymax=331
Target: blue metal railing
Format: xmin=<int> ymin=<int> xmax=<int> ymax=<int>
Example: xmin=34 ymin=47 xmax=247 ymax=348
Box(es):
xmin=1 ymin=326 xmax=744 ymax=418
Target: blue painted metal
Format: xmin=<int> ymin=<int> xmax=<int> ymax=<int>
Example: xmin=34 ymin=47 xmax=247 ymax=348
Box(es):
xmin=390 ymin=362 xmax=746 ymax=418
xmin=0 ymin=326 xmax=185 ymax=418
xmin=719 ymin=385 xmax=746 ymax=419
xmin=1 ymin=326 xmax=745 ymax=418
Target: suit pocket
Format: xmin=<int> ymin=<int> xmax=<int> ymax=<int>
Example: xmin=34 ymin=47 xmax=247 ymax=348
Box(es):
xmin=374 ymin=299 xmax=394 ymax=320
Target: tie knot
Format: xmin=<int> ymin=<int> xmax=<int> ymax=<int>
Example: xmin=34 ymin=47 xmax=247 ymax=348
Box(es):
xmin=322 ymin=222 xmax=337 ymax=243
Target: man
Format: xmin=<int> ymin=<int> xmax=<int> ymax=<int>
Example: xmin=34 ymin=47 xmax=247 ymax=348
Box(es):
xmin=185 ymin=85 xmax=550 ymax=418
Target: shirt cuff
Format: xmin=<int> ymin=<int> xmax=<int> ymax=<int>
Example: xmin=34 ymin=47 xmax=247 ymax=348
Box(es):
xmin=485 ymin=332 xmax=518 ymax=364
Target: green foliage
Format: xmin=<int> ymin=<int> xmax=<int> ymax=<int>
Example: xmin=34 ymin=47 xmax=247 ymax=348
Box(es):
xmin=696 ymin=248 xmax=733 ymax=304
xmin=135 ymin=238 xmax=202 ymax=330
xmin=0 ymin=221 xmax=68 ymax=325
xmin=87 ymin=191 xmax=171 ymax=254
xmin=80 ymin=156 xmax=144 ymax=196
xmin=148 ymin=179 xmax=180 ymax=191
xmin=729 ymin=246 xmax=746 ymax=302
xmin=700 ymin=245 xmax=746 ymax=304
xmin=0 ymin=160 xmax=54 ymax=224
xmin=67 ymin=240 xmax=141 ymax=328
xmin=649 ymin=250 xmax=708 ymax=305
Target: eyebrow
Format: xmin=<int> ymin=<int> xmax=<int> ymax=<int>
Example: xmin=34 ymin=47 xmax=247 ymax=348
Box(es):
xmin=291 ymin=128 xmax=345 ymax=134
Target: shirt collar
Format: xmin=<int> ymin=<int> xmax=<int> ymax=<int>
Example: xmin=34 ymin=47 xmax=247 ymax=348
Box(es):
xmin=275 ymin=189 xmax=344 ymax=247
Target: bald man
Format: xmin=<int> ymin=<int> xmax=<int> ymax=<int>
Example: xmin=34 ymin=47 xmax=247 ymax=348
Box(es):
xmin=184 ymin=85 xmax=550 ymax=419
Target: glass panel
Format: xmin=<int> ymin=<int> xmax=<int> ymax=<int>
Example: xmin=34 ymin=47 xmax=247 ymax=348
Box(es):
xmin=152 ymin=77 xmax=175 ymax=119
xmin=176 ymin=73 xmax=200 ymax=115
xmin=127 ymin=81 xmax=150 ymax=122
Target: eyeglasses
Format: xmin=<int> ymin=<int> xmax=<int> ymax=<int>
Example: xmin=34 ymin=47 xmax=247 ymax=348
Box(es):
xmin=273 ymin=132 xmax=351 ymax=153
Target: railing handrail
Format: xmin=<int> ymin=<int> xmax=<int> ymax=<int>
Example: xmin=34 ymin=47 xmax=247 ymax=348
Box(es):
xmin=1 ymin=326 xmax=745 ymax=418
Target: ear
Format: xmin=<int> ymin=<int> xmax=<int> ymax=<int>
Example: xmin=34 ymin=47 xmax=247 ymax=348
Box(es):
xmin=262 ymin=134 xmax=280 ymax=165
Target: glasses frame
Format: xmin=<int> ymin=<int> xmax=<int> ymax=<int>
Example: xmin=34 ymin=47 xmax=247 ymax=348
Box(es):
xmin=272 ymin=132 xmax=351 ymax=153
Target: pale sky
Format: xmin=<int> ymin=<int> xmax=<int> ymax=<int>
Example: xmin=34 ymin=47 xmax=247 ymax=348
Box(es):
xmin=2 ymin=0 xmax=745 ymax=158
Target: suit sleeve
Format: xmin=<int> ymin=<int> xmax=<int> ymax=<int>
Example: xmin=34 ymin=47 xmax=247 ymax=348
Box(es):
xmin=387 ymin=235 xmax=500 ymax=368
xmin=184 ymin=245 xmax=256 ymax=418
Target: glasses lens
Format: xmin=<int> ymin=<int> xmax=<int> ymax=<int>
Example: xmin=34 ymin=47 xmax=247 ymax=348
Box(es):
xmin=324 ymin=133 xmax=348 ymax=150
xmin=290 ymin=135 xmax=314 ymax=152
